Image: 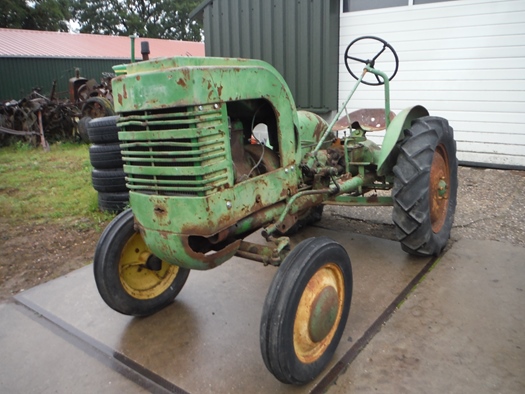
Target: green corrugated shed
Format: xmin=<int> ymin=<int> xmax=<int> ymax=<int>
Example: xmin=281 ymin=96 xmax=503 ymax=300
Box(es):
xmin=0 ymin=29 xmax=204 ymax=102
xmin=0 ymin=57 xmax=128 ymax=101
xmin=191 ymin=0 xmax=340 ymax=114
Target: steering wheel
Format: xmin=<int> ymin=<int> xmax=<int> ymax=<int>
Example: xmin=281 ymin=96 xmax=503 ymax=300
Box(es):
xmin=344 ymin=36 xmax=399 ymax=86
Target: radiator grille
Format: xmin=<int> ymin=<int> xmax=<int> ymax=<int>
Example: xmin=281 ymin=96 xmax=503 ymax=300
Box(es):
xmin=118 ymin=105 xmax=232 ymax=196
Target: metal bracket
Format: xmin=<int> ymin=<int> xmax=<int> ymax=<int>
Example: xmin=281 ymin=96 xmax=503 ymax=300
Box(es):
xmin=235 ymin=237 xmax=291 ymax=266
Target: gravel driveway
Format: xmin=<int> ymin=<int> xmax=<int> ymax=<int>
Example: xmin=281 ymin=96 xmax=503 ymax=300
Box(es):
xmin=320 ymin=166 xmax=525 ymax=248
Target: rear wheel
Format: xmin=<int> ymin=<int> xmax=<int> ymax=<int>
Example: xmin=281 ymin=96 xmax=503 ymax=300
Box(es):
xmin=260 ymin=237 xmax=352 ymax=384
xmin=392 ymin=116 xmax=458 ymax=256
xmin=94 ymin=209 xmax=190 ymax=316
xmin=82 ymin=97 xmax=114 ymax=119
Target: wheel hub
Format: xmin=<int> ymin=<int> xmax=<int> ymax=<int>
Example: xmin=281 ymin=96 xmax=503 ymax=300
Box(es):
xmin=429 ymin=144 xmax=450 ymax=233
xmin=119 ymin=233 xmax=179 ymax=299
xmin=437 ymin=178 xmax=448 ymax=198
xmin=146 ymin=254 xmax=163 ymax=271
xmin=308 ymin=286 xmax=339 ymax=343
xmin=293 ymin=263 xmax=345 ymax=363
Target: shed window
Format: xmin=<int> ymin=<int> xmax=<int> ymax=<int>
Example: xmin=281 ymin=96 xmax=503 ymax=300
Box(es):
xmin=413 ymin=0 xmax=456 ymax=4
xmin=343 ymin=0 xmax=457 ymax=12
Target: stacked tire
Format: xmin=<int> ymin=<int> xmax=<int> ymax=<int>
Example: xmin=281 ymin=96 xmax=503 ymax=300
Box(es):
xmin=86 ymin=115 xmax=129 ymax=213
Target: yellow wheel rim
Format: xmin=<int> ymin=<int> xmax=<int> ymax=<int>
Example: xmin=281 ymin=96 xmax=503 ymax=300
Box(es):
xmin=429 ymin=144 xmax=450 ymax=233
xmin=119 ymin=232 xmax=179 ymax=300
xmin=293 ymin=263 xmax=345 ymax=364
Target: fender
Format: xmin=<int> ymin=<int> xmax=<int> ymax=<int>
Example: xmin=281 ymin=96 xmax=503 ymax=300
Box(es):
xmin=295 ymin=110 xmax=330 ymax=159
xmin=377 ymin=105 xmax=429 ymax=176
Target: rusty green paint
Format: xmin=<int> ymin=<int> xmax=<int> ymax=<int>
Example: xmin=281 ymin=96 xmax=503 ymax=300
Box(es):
xmin=377 ymin=105 xmax=429 ymax=176
xmin=120 ymin=104 xmax=234 ymax=196
xmin=347 ymin=139 xmax=381 ymax=169
xmin=109 ymin=54 xmax=434 ymax=270
xmin=296 ymin=110 xmax=330 ymax=157
xmin=128 ymin=164 xmax=297 ymax=269
xmin=113 ymin=56 xmax=300 ymax=167
xmin=130 ymin=165 xmax=296 ymax=233
xmin=112 ymin=56 xmax=319 ymax=270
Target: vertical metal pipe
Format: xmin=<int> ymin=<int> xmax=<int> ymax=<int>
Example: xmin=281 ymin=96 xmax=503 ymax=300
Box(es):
xmin=130 ymin=35 xmax=137 ymax=62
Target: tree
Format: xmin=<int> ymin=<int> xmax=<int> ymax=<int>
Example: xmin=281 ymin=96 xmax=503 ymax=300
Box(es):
xmin=0 ymin=0 xmax=71 ymax=32
xmin=0 ymin=0 xmax=27 ymax=28
xmin=72 ymin=0 xmax=202 ymax=41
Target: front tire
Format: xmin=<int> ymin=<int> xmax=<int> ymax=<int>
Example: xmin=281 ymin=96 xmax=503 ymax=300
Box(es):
xmin=260 ymin=237 xmax=352 ymax=384
xmin=392 ymin=116 xmax=458 ymax=256
xmin=94 ymin=209 xmax=190 ymax=316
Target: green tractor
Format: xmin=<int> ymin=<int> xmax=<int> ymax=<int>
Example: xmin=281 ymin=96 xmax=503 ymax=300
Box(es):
xmin=93 ymin=36 xmax=457 ymax=384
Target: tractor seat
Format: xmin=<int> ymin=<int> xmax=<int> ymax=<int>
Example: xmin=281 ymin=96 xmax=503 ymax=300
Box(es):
xmin=332 ymin=108 xmax=396 ymax=132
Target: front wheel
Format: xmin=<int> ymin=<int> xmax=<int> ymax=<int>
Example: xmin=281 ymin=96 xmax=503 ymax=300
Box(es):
xmin=94 ymin=209 xmax=190 ymax=316
xmin=260 ymin=237 xmax=352 ymax=384
xmin=392 ymin=116 xmax=458 ymax=256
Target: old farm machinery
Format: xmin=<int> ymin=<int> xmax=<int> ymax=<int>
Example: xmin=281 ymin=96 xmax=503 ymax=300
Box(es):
xmin=93 ymin=36 xmax=457 ymax=384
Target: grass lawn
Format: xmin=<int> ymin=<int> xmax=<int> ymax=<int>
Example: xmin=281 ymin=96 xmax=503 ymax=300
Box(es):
xmin=0 ymin=142 xmax=114 ymax=231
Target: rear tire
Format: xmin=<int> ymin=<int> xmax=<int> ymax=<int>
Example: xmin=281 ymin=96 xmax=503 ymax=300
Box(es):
xmin=94 ymin=209 xmax=190 ymax=316
xmin=392 ymin=116 xmax=458 ymax=256
xmin=82 ymin=97 xmax=115 ymax=119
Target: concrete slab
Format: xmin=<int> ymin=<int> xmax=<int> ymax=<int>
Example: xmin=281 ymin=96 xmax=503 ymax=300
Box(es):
xmin=327 ymin=239 xmax=525 ymax=394
xmin=13 ymin=228 xmax=432 ymax=393
xmin=0 ymin=303 xmax=158 ymax=393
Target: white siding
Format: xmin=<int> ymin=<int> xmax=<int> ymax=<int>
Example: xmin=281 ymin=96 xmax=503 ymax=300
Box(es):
xmin=338 ymin=0 xmax=525 ymax=168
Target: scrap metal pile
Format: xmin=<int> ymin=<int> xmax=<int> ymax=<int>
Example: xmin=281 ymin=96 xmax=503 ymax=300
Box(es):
xmin=0 ymin=71 xmax=115 ymax=148
xmin=0 ymin=90 xmax=80 ymax=149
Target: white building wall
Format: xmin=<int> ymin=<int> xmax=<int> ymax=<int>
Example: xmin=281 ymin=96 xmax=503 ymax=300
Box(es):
xmin=339 ymin=0 xmax=525 ymax=168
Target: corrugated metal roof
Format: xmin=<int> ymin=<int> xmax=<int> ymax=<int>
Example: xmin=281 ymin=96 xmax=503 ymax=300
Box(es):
xmin=0 ymin=28 xmax=204 ymax=59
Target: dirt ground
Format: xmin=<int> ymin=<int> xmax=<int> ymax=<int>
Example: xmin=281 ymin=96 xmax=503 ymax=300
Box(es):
xmin=0 ymin=220 xmax=104 ymax=302
xmin=1 ymin=166 xmax=524 ymax=303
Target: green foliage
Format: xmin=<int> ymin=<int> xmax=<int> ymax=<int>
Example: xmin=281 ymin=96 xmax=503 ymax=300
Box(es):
xmin=0 ymin=143 xmax=112 ymax=228
xmin=72 ymin=0 xmax=202 ymax=41
xmin=0 ymin=0 xmax=201 ymax=39
xmin=13 ymin=140 xmax=34 ymax=152
xmin=0 ymin=0 xmax=27 ymax=28
xmin=0 ymin=0 xmax=71 ymax=32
